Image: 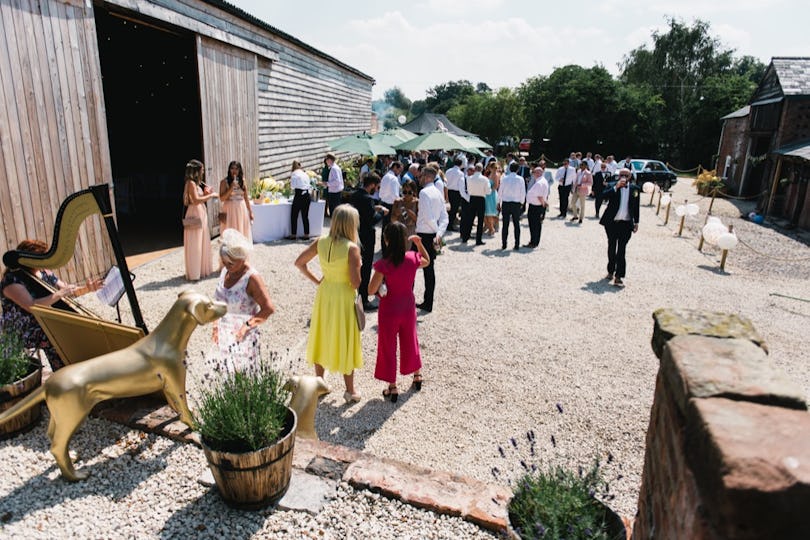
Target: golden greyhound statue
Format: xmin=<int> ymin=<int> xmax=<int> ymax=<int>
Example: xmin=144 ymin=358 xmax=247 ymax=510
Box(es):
xmin=283 ymin=375 xmax=331 ymax=440
xmin=0 ymin=290 xmax=226 ymax=481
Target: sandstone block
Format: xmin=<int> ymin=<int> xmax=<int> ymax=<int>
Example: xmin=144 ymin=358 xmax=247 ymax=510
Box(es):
xmin=651 ymin=308 xmax=767 ymax=359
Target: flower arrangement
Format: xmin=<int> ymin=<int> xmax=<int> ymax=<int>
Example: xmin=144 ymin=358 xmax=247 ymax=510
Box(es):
xmin=0 ymin=324 xmax=33 ymax=385
xmin=249 ymin=176 xmax=289 ymax=200
xmin=494 ymin=405 xmax=624 ymax=540
xmin=337 ymin=157 xmax=359 ymax=188
xmin=693 ymin=170 xmax=724 ymax=196
xmin=192 ymin=351 xmax=290 ymax=453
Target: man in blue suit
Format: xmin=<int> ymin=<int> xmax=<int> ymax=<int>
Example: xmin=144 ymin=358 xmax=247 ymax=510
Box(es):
xmin=599 ymin=168 xmax=640 ymax=287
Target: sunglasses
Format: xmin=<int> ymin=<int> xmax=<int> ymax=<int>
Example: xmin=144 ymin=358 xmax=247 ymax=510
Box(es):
xmin=402 ymin=190 xmax=413 ymax=195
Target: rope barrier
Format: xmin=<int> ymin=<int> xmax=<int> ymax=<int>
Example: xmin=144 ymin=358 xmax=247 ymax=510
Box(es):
xmin=667 ymin=162 xmax=702 ymax=173
xmin=713 ymin=189 xmax=767 ymax=201
xmin=735 ymin=233 xmax=810 ymax=262
xmin=769 ymin=292 xmax=810 ymax=303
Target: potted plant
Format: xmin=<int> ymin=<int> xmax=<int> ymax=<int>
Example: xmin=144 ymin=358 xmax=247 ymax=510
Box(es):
xmin=693 ymin=171 xmax=724 ymax=196
xmin=0 ymin=327 xmax=42 ymax=438
xmin=193 ymin=359 xmax=296 ymax=509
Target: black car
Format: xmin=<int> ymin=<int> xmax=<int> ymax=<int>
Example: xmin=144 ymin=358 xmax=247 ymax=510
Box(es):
xmin=630 ymin=159 xmax=677 ymax=191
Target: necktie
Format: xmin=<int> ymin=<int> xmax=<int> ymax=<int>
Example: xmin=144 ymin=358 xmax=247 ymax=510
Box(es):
xmin=563 ymin=168 xmax=568 ymax=185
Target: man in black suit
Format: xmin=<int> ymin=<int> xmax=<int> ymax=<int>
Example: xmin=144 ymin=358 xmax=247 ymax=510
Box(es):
xmin=592 ymin=161 xmax=612 ymax=218
xmin=349 ymin=173 xmax=388 ymax=310
xmin=599 ymin=168 xmax=640 ymax=287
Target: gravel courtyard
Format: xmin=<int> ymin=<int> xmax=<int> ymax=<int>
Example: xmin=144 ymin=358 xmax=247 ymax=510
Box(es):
xmin=1 ymin=177 xmax=808 ymax=538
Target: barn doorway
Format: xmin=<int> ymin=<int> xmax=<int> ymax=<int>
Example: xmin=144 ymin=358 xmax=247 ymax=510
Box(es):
xmin=95 ymin=6 xmax=203 ymax=256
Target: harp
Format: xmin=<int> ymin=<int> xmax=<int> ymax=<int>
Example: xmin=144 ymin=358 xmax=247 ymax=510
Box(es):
xmin=3 ymin=184 xmax=148 ymax=364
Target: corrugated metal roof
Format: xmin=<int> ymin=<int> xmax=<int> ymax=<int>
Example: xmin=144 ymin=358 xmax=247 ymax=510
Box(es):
xmin=198 ymin=0 xmax=374 ymax=82
xmin=772 ymin=138 xmax=810 ymax=161
xmin=721 ymin=105 xmax=750 ymax=120
xmin=771 ymin=57 xmax=810 ymax=96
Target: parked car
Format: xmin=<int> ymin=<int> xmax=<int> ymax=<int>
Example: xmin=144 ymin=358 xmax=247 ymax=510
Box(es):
xmin=630 ymin=159 xmax=677 ymax=191
xmin=518 ymin=138 xmax=532 ymax=152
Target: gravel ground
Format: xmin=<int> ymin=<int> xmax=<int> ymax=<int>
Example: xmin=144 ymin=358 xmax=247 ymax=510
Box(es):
xmin=1 ymin=176 xmax=808 ymax=538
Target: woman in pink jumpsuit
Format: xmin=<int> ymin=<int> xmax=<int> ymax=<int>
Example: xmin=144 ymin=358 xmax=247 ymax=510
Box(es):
xmin=368 ymin=222 xmax=430 ymax=402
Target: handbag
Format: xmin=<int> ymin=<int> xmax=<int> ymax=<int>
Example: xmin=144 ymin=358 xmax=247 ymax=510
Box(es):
xmin=354 ymin=293 xmax=366 ymax=331
xmin=182 ymin=216 xmax=202 ymax=229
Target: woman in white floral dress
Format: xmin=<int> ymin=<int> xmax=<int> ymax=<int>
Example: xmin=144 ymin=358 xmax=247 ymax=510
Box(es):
xmin=213 ymin=229 xmax=275 ymax=370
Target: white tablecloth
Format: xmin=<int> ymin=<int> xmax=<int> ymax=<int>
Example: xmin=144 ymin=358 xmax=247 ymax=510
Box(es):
xmin=251 ymin=200 xmax=325 ymax=242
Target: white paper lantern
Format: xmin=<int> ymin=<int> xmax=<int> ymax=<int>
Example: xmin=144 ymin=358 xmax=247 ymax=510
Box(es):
xmin=675 ymin=205 xmax=687 ymax=217
xmin=397 ymin=115 xmax=407 ymax=124
xmin=702 ymin=223 xmax=726 ymax=245
xmin=706 ymin=216 xmax=722 ymax=226
xmin=717 ymin=232 xmax=738 ymax=250
xmin=686 ymin=203 xmax=700 ymax=216
xmin=642 ymin=181 xmax=655 ymax=194
xmin=661 ymin=194 xmax=671 ymax=206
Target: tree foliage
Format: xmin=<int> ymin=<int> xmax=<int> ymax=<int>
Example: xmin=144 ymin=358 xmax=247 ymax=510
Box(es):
xmin=424 ymin=80 xmax=476 ymax=114
xmin=620 ymin=17 xmax=763 ymax=167
xmin=447 ymin=87 xmax=526 ymax=146
xmin=384 ymin=87 xmax=411 ymax=110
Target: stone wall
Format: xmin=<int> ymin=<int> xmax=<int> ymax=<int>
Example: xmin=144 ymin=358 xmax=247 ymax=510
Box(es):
xmin=634 ymin=309 xmax=810 ymax=540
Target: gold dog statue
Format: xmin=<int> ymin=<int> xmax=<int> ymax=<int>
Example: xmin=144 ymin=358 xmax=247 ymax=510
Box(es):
xmin=0 ymin=290 xmax=226 ymax=481
xmin=284 ymin=375 xmax=330 ymax=440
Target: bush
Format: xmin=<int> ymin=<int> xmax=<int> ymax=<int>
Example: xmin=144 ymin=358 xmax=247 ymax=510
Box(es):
xmin=193 ymin=360 xmax=290 ymax=453
xmin=509 ymin=459 xmax=613 ymax=540
xmin=0 ymin=328 xmax=32 ymax=386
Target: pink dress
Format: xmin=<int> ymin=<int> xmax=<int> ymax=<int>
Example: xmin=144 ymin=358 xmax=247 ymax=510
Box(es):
xmin=372 ymin=251 xmax=422 ymax=384
xmin=222 ymin=182 xmax=253 ymax=243
xmin=184 ymin=184 xmax=213 ymax=281
xmin=214 ymin=267 xmax=260 ymax=370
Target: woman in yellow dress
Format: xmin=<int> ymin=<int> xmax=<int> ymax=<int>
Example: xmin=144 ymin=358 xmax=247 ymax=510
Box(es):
xmin=295 ymin=204 xmax=363 ymax=403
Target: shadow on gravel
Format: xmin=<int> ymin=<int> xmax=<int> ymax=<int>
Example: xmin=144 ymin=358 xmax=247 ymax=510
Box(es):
xmin=581 ymin=279 xmax=623 ymax=295
xmin=697 ymin=264 xmax=730 ymax=276
xmin=314 ymin=389 xmax=414 ymax=451
xmin=0 ymin=423 xmax=176 ymax=527
xmin=139 ymin=274 xmax=215 ymax=291
xmin=159 ymin=489 xmax=266 ymax=539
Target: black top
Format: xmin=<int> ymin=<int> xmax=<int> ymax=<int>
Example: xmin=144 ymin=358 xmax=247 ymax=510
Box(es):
xmin=349 ymin=188 xmax=383 ymax=237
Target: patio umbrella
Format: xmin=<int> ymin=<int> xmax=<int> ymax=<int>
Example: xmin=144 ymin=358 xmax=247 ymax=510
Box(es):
xmin=461 ymin=135 xmax=492 ymax=149
xmin=394 ymin=130 xmax=481 ymax=153
xmin=328 ymin=134 xmax=396 ymax=156
xmin=371 ymin=128 xmax=417 ymax=147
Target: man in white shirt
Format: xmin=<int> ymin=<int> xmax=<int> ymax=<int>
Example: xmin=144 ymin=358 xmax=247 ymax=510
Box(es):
xmin=444 ymin=158 xmax=466 ymax=232
xmin=324 ymin=153 xmax=344 ymax=217
xmin=554 ymin=159 xmax=576 ymax=218
xmin=460 ymin=163 xmax=491 ymax=246
xmin=497 ymin=162 xmax=527 ymax=250
xmin=525 ymin=167 xmax=549 ymax=248
xmin=605 ymin=155 xmax=618 ymax=174
xmin=599 ymin=168 xmax=640 ymax=287
xmin=415 ymin=166 xmax=448 ymax=312
xmin=482 ymin=149 xmax=496 ymax=168
xmin=379 ymin=161 xmax=403 ymax=249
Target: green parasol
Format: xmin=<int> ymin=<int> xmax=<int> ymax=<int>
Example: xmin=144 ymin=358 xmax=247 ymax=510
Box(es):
xmin=328 ymin=134 xmax=396 ymax=156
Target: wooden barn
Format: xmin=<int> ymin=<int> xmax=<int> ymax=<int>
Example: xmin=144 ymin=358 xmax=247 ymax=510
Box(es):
xmin=716 ymin=57 xmax=810 ymax=228
xmin=0 ymin=0 xmax=373 ymax=282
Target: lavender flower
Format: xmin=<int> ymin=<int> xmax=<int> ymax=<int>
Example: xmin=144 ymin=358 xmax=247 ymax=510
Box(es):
xmin=556 ymin=403 xmax=564 ymax=414
xmin=550 ymin=435 xmax=556 ymax=447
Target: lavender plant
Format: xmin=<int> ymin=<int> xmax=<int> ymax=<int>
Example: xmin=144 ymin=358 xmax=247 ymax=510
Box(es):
xmin=0 ymin=325 xmax=33 ymax=385
xmin=495 ymin=405 xmax=623 ymax=540
xmin=192 ymin=347 xmax=291 ymax=453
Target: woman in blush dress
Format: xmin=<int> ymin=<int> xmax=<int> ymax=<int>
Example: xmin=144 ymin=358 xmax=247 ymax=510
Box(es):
xmin=368 ymin=222 xmax=430 ymax=402
xmin=213 ymin=229 xmax=275 ymax=371
xmin=183 ymin=159 xmax=219 ymax=281
xmin=219 ymin=161 xmax=253 ymax=243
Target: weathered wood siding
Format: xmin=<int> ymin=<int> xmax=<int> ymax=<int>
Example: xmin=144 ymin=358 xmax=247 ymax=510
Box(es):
xmin=257 ymin=51 xmax=372 ymax=180
xmin=0 ymin=0 xmax=113 ymax=283
xmin=197 ymin=35 xmax=259 ymax=234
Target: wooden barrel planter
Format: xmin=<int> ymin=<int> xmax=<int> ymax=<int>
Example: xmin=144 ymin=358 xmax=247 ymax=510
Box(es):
xmin=202 ymin=408 xmax=297 ymax=510
xmin=0 ymin=362 xmax=42 ymax=439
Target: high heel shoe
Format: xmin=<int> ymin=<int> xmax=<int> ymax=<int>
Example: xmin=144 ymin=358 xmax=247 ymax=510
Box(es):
xmin=343 ymin=391 xmax=361 ymax=403
xmin=382 ymin=385 xmax=398 ymax=403
xmin=412 ymin=374 xmax=423 ymax=391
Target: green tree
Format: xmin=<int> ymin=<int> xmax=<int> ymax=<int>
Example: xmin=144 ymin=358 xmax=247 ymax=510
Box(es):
xmin=424 ymin=80 xmax=476 ymax=114
xmin=384 ymin=87 xmax=411 ymax=110
xmin=447 ymin=87 xmax=526 ymax=146
xmin=619 ymin=17 xmax=760 ymax=167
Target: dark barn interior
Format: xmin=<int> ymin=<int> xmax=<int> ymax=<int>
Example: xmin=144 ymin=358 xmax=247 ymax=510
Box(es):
xmin=95 ymin=6 xmax=203 ymax=255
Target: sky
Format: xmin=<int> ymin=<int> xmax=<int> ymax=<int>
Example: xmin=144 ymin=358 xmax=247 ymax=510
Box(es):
xmin=228 ymin=0 xmax=808 ymax=101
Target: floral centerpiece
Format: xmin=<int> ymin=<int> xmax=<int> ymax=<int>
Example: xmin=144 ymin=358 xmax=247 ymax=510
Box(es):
xmin=693 ymin=170 xmax=724 ymax=196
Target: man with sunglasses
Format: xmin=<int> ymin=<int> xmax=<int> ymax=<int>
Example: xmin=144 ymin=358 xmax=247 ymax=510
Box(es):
xmin=599 ymin=168 xmax=640 ymax=287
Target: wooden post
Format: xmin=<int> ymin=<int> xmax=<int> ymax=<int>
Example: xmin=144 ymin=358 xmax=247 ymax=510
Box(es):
xmin=707 ymin=187 xmax=718 ymax=214
xmin=677 ymin=199 xmax=688 ymax=236
xmin=664 ymin=199 xmax=672 ymax=225
xmin=656 ymin=190 xmax=663 ymax=215
xmin=765 ymin=157 xmax=782 ymax=219
xmin=720 ymin=224 xmax=734 ymax=272
xmin=648 ymin=186 xmax=656 ymax=206
xmin=697 ymin=211 xmax=712 ymax=252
